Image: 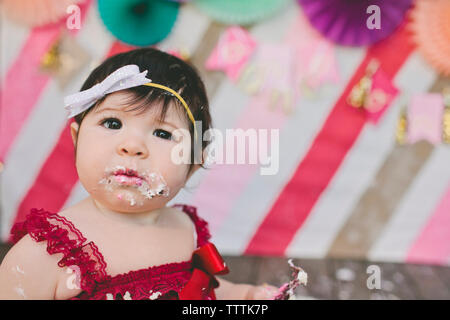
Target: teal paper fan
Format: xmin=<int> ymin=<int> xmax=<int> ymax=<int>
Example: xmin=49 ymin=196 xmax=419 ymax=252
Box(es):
xmin=98 ymin=0 xmax=180 ymax=46
xmin=193 ymin=0 xmax=291 ymax=26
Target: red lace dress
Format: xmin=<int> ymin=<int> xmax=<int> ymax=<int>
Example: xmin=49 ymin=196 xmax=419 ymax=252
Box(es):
xmin=10 ymin=204 xmax=229 ymax=300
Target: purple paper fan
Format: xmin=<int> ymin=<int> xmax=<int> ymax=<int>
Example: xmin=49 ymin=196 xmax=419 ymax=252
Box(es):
xmin=297 ymin=0 xmax=413 ymax=46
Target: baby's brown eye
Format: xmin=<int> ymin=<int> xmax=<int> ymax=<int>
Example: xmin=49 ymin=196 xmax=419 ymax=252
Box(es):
xmin=101 ymin=118 xmax=122 ymax=130
xmin=153 ymin=129 xmax=172 ymax=140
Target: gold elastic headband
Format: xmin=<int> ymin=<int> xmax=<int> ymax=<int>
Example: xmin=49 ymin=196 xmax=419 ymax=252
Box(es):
xmin=143 ymin=82 xmax=198 ymax=140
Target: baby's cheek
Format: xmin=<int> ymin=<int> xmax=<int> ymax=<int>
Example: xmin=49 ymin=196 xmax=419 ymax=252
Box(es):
xmin=76 ymin=157 xmax=104 ymax=191
xmin=161 ymin=164 xmax=190 ymax=194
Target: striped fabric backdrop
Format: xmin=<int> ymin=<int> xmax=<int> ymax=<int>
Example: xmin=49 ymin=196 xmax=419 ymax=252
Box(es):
xmin=0 ymin=1 xmax=448 ymax=266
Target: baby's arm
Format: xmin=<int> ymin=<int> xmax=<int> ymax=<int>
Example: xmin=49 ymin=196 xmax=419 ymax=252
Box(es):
xmin=215 ymin=277 xmax=279 ymax=300
xmin=0 ymin=235 xmax=66 ymax=299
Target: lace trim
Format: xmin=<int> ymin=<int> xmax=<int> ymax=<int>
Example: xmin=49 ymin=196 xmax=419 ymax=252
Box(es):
xmin=10 ymin=208 xmax=107 ymax=294
xmin=172 ymin=204 xmax=211 ymax=247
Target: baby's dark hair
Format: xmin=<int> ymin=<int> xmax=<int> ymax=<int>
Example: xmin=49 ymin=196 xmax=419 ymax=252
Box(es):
xmin=73 ymin=47 xmax=212 ymax=174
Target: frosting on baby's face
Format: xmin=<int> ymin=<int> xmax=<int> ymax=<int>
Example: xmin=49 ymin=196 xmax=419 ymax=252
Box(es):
xmin=72 ymin=91 xmax=192 ymax=213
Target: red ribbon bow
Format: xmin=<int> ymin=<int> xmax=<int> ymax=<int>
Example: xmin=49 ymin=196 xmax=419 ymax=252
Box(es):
xmin=178 ymin=242 xmax=229 ymax=300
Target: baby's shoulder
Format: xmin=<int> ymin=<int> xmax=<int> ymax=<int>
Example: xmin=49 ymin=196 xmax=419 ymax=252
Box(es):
xmin=0 ymin=233 xmax=70 ymax=299
xmin=168 ymin=205 xmax=211 ymax=246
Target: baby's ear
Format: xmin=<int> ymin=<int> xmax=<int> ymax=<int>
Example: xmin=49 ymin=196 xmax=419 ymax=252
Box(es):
xmin=70 ymin=121 xmax=79 ymax=146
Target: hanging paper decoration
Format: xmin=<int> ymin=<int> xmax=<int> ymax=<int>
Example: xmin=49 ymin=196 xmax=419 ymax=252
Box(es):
xmin=98 ymin=0 xmax=180 ymax=46
xmin=284 ymin=11 xmax=340 ymax=94
xmin=396 ymin=90 xmax=450 ymax=146
xmin=39 ymin=33 xmax=91 ymax=89
xmin=205 ymin=26 xmax=257 ymax=82
xmin=193 ymin=0 xmax=291 ymax=26
xmin=239 ymin=43 xmax=296 ymax=114
xmin=206 ymin=10 xmax=340 ymax=114
xmin=363 ymin=68 xmax=399 ymax=124
xmin=2 ymin=0 xmax=83 ymax=27
xmin=407 ymin=93 xmax=444 ymax=145
xmin=348 ymin=61 xmax=377 ymax=109
xmin=297 ymin=0 xmax=413 ymax=46
xmin=297 ymin=41 xmax=339 ymax=92
xmin=347 ymin=59 xmax=399 ymax=124
xmin=410 ymin=0 xmax=450 ymax=76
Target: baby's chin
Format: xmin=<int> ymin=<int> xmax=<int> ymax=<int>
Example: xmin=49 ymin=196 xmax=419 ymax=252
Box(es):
xmin=93 ymin=189 xmax=167 ymax=213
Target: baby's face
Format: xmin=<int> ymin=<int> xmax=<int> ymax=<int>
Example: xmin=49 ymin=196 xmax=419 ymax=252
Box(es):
xmin=72 ymin=91 xmax=193 ymax=213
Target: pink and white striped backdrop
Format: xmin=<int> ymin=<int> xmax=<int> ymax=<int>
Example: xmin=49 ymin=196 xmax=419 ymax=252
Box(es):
xmin=0 ymin=1 xmax=448 ymax=266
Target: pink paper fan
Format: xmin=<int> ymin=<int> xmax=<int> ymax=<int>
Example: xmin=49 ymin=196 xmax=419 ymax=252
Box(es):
xmin=297 ymin=0 xmax=413 ymax=46
xmin=2 ymin=0 xmax=83 ymax=27
xmin=410 ymin=0 xmax=450 ymax=76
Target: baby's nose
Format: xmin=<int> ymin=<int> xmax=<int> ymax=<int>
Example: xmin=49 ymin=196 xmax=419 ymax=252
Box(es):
xmin=117 ymin=140 xmax=148 ymax=158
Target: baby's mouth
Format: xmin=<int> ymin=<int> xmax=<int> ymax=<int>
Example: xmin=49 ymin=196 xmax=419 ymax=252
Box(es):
xmin=113 ymin=168 xmax=145 ymax=186
xmin=99 ymin=165 xmax=170 ymax=202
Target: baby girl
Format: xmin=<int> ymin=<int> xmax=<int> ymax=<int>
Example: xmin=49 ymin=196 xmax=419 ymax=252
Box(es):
xmin=0 ymin=48 xmax=279 ymax=300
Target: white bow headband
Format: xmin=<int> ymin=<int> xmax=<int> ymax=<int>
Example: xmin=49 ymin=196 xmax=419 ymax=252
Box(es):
xmin=64 ymin=65 xmax=150 ymax=118
xmin=64 ymin=64 xmax=198 ymax=139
